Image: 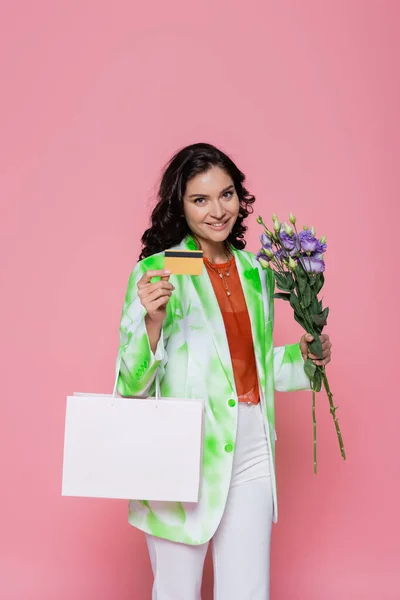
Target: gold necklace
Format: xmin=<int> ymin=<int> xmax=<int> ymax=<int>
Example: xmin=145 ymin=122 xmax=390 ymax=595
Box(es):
xmin=204 ymin=253 xmax=233 ymax=296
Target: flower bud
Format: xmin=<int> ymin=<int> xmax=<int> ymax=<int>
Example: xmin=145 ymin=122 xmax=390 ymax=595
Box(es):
xmin=265 ymin=248 xmax=274 ymax=258
xmin=303 ymin=224 xmax=308 ymax=230
xmin=259 ymin=258 xmax=270 ymax=269
xmin=273 ymin=219 xmax=281 ymax=233
xmin=320 ymin=235 xmax=326 ymax=244
xmin=288 ymin=257 xmax=297 ymax=270
xmin=284 ymin=222 xmax=294 ymax=237
xmin=311 ymin=226 xmax=316 ymax=236
xmin=289 ymin=212 xmax=296 ymax=225
xmin=256 ymin=216 xmax=263 ymax=224
xmin=272 ymin=213 xmax=278 ymax=221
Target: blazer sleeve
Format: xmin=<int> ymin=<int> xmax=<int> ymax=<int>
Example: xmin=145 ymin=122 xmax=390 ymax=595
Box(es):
xmin=266 ymin=268 xmax=311 ymax=392
xmin=116 ymin=260 xmax=170 ymax=397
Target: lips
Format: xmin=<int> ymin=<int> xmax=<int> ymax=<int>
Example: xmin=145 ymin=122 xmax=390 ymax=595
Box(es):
xmin=206 ymin=219 xmax=229 ymax=229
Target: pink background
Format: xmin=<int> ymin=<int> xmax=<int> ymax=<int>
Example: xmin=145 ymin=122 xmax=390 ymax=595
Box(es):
xmin=1 ymin=1 xmax=399 ymax=598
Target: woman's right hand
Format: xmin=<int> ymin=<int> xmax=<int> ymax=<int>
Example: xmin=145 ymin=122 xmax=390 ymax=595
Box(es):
xmin=137 ymin=269 xmax=174 ymax=326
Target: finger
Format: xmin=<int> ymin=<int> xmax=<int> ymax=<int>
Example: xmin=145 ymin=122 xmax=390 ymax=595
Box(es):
xmin=140 ymin=288 xmax=172 ymax=309
xmin=309 ymin=356 xmax=325 ymax=365
xmin=321 ymin=340 xmax=332 ymax=353
xmin=138 ymin=270 xmax=171 ymax=287
xmin=321 ymin=338 xmax=331 ymax=349
xmin=149 ymin=295 xmax=171 ymax=311
xmin=148 ymin=280 xmax=174 ymax=292
xmin=315 ymin=353 xmax=331 ymax=365
xmin=147 ymin=287 xmax=173 ymax=302
xmin=300 ymin=333 xmax=313 ymax=354
xmin=138 ymin=280 xmax=174 ymax=298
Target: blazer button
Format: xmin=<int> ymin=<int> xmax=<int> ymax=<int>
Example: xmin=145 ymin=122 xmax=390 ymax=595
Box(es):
xmin=224 ymin=444 xmax=233 ymax=453
xmin=228 ymin=399 xmax=236 ymax=407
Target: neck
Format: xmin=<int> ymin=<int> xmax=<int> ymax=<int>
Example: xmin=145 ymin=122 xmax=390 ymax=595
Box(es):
xmin=193 ymin=236 xmax=229 ymax=263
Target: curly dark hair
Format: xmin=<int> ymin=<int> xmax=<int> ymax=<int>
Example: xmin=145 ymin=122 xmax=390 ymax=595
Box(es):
xmin=139 ymin=142 xmax=256 ymax=260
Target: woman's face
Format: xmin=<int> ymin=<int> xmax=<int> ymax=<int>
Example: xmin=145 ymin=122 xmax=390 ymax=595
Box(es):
xmin=182 ymin=166 xmax=240 ymax=246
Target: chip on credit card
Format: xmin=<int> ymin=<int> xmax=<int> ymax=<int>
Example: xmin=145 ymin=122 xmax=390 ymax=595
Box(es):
xmin=164 ymin=249 xmax=204 ymax=275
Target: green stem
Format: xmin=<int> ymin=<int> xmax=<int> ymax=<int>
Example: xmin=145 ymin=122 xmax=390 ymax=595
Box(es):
xmin=321 ymin=368 xmax=346 ymax=460
xmin=271 ymin=255 xmax=286 ymax=275
xmin=302 ymin=306 xmax=319 ymax=339
xmin=313 ymin=390 xmax=317 ymax=474
xmin=306 ymin=252 xmax=313 ymax=273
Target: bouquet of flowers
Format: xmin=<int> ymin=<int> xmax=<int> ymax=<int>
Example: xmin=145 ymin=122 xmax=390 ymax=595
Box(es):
xmin=256 ymin=213 xmax=346 ymax=473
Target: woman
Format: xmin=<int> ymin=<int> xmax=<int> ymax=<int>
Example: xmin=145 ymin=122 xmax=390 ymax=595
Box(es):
xmin=116 ymin=143 xmax=332 ymax=599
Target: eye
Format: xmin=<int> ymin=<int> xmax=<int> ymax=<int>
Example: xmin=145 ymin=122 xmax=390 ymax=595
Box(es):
xmin=223 ymin=190 xmax=234 ymax=199
xmin=194 ymin=197 xmax=206 ymax=205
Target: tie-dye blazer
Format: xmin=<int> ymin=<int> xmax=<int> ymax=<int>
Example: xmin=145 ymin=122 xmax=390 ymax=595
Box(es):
xmin=116 ymin=235 xmax=310 ymax=545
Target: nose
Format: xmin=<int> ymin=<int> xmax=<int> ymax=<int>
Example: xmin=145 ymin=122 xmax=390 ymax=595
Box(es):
xmin=209 ymin=199 xmax=226 ymax=220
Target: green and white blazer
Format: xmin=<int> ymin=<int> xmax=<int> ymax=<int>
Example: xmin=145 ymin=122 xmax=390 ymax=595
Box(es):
xmin=117 ymin=235 xmax=310 ymax=545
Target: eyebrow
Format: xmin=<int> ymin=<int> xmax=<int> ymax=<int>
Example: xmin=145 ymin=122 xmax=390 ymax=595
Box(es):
xmin=188 ymin=184 xmax=234 ymax=198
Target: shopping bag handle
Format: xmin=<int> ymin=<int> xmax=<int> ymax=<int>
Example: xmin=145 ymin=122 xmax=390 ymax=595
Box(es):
xmin=112 ymin=354 xmax=161 ymax=407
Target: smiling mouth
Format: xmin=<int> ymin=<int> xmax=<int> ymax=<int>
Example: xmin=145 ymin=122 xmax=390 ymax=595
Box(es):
xmin=206 ymin=220 xmax=229 ymax=228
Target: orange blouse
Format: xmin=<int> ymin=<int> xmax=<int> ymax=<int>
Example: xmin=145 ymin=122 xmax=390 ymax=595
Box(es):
xmin=204 ymin=257 xmax=260 ymax=404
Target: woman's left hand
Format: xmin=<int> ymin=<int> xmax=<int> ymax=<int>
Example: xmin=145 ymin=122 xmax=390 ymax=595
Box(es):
xmin=300 ymin=333 xmax=332 ymax=367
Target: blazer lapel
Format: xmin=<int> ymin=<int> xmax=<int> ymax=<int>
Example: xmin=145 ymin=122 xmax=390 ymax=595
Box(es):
xmin=181 ymin=237 xmax=236 ymax=395
xmin=232 ymin=248 xmax=266 ymax=378
xmin=179 ymin=237 xmax=266 ymax=394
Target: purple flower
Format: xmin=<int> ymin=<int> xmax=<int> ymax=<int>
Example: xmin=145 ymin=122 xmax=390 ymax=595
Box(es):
xmin=256 ymin=251 xmax=272 ymax=262
xmin=299 ymin=230 xmax=318 ymax=253
xmin=279 ymin=225 xmax=301 ymax=256
xmin=289 ymin=236 xmax=301 ymax=256
xmin=300 ymin=253 xmax=325 ymax=273
xmin=276 ymin=248 xmax=286 ymax=260
xmin=259 ymin=232 xmax=272 ymax=249
xmin=279 ymin=225 xmax=296 ymax=251
xmin=315 ymin=239 xmax=327 ymax=254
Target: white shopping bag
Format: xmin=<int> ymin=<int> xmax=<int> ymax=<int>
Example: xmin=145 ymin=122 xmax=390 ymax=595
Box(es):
xmin=62 ymin=363 xmax=204 ymax=502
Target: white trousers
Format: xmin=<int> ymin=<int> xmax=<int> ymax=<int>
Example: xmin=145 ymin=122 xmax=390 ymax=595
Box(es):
xmin=146 ymin=402 xmax=274 ymax=600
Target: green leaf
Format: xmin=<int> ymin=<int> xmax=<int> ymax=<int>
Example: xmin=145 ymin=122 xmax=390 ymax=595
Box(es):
xmin=294 ymin=312 xmax=307 ymax=330
xmin=309 ymin=336 xmax=323 ymax=359
xmin=311 ymin=319 xmax=324 ymax=335
xmin=274 ymin=271 xmax=286 ymax=285
xmin=311 ymin=368 xmax=322 ymax=392
xmin=274 ymin=272 xmax=288 ymax=291
xmin=276 ymin=279 xmax=289 ymax=292
xmin=304 ymin=358 xmax=317 ymax=379
xmin=289 ymin=292 xmax=303 ymax=315
xmin=285 ymin=272 xmax=295 ymax=290
xmin=273 ymin=293 xmax=291 ymax=302
xmin=312 ymin=307 xmax=329 ymax=328
xmin=295 ymin=263 xmax=309 ymax=294
xmin=310 ymin=294 xmax=320 ymax=315
xmin=315 ymin=273 xmax=325 ymax=294
xmin=302 ymin=284 xmax=312 ymax=309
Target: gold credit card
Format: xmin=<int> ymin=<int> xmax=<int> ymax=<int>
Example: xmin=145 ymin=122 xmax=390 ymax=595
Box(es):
xmin=164 ymin=249 xmax=204 ymax=275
